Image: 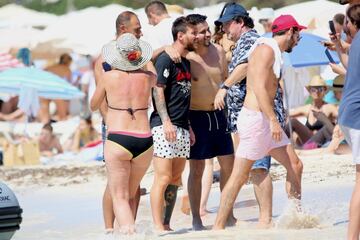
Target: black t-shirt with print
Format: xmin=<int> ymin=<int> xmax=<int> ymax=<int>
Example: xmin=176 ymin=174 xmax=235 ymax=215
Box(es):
xmin=150 ymin=52 xmax=191 ymax=130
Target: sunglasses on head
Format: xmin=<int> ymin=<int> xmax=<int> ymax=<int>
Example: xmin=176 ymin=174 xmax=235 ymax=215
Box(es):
xmin=310 ymin=86 xmax=326 ymax=93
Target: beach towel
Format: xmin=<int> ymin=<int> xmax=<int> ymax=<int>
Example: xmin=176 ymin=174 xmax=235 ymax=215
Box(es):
xmin=17 ymin=86 xmax=40 ymax=117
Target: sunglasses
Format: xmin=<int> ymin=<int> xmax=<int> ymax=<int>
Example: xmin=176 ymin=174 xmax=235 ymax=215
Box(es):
xmin=310 ymin=86 xmax=326 ymax=93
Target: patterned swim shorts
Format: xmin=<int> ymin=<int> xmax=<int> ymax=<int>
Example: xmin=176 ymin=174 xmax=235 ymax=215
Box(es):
xmin=151 ymin=125 xmax=190 ymax=159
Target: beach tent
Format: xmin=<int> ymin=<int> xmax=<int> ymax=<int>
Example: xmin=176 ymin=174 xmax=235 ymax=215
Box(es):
xmin=36 ymin=4 xmax=130 ymax=56
xmin=275 ymin=0 xmax=346 ymax=38
xmin=0 ymin=4 xmax=57 ymax=29
xmin=0 ymin=28 xmax=42 ymax=53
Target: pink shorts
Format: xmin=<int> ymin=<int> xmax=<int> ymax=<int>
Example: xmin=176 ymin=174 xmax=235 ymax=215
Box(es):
xmin=236 ymin=107 xmax=290 ymax=160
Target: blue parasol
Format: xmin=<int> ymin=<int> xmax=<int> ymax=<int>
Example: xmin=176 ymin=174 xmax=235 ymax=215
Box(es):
xmin=0 ymin=67 xmax=84 ymax=100
xmin=264 ymin=32 xmax=340 ymax=68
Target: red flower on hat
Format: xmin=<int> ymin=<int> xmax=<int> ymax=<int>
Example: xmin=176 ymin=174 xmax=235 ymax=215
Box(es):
xmin=127 ymin=50 xmax=141 ymax=62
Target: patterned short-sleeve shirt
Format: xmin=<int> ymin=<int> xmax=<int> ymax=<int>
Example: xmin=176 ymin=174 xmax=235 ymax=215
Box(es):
xmin=226 ymin=29 xmax=286 ymax=132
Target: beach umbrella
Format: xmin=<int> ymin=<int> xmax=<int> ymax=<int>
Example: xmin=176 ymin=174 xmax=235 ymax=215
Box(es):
xmin=264 ymin=32 xmax=340 ymax=68
xmin=0 ymin=67 xmax=84 ymax=100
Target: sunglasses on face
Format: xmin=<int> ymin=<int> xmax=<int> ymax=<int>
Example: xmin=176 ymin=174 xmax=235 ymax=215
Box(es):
xmin=310 ymin=87 xmax=326 ymax=93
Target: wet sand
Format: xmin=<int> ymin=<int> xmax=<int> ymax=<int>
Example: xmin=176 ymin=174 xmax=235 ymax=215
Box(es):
xmin=1 ymin=152 xmax=354 ymax=240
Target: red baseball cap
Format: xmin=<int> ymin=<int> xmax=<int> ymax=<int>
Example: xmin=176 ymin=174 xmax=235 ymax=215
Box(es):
xmin=271 ymin=15 xmax=307 ymax=33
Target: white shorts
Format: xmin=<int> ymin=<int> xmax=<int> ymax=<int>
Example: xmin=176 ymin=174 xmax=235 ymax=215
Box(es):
xmin=340 ymin=125 xmax=360 ymax=164
xmin=151 ymin=125 xmax=190 ymax=159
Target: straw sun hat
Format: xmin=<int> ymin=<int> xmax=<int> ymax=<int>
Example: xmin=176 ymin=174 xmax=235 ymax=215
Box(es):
xmin=306 ymin=75 xmax=328 ymax=92
xmin=102 ymin=33 xmax=153 ymax=71
xmin=331 ymin=75 xmax=345 ymax=91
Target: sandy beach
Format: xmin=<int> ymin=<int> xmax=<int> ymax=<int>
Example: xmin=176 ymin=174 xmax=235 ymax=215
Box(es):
xmin=0 ymin=151 xmax=355 ymax=240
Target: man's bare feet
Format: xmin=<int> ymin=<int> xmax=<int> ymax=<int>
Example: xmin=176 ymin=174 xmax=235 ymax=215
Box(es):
xmin=181 ymin=195 xmax=190 ymax=215
xmin=192 ymin=220 xmax=206 ymax=231
xmin=225 ymin=215 xmax=237 ymax=227
xmin=163 ymin=224 xmax=173 ymax=231
xmin=256 ymin=220 xmax=274 ymax=229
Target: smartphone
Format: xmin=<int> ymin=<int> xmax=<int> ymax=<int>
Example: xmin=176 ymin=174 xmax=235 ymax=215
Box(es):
xmin=329 ymin=20 xmax=336 ymax=35
xmin=325 ymin=49 xmax=336 ymax=63
xmin=102 ymin=62 xmax=112 ymax=72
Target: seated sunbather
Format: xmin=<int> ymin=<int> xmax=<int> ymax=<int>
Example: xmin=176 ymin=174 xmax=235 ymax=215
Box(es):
xmin=39 ymin=123 xmax=63 ymax=157
xmin=0 ymin=109 xmax=26 ymax=122
xmin=65 ymin=114 xmax=100 ymax=152
xmin=288 ymin=75 xmax=340 ymax=148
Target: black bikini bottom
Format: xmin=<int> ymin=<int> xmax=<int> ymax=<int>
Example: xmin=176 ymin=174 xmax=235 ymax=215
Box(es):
xmin=107 ymin=131 xmax=153 ymax=158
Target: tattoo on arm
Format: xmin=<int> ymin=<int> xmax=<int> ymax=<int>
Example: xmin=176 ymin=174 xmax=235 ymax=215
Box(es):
xmin=153 ymin=86 xmax=170 ymax=122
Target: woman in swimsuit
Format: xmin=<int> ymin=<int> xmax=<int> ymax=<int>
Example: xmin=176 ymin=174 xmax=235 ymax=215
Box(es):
xmin=90 ymin=33 xmax=156 ymax=234
xmin=289 ymin=75 xmax=338 ymax=147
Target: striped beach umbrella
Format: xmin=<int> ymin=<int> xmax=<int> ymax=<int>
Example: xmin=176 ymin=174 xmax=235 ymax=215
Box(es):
xmin=0 ymin=67 xmax=84 ymax=100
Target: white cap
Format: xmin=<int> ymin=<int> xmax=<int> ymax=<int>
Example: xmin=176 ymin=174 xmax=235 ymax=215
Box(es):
xmin=259 ymin=8 xmax=274 ymax=20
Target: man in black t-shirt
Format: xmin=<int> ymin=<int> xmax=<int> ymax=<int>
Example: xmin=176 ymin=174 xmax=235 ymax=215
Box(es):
xmin=150 ymin=16 xmax=197 ymax=232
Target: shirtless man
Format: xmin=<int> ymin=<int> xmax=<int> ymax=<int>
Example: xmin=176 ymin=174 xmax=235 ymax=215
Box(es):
xmin=185 ymin=14 xmax=234 ymax=231
xmin=213 ymin=15 xmax=305 ymax=230
xmin=41 ymin=53 xmax=72 ymax=123
xmin=214 ymin=3 xmax=286 ymax=228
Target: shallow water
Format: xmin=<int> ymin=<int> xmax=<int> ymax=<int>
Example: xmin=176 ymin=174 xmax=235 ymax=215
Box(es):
xmin=11 ymin=180 xmax=352 ymax=240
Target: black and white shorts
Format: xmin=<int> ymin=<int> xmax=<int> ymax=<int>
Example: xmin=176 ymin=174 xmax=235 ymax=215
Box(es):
xmin=151 ymin=125 xmax=190 ymax=159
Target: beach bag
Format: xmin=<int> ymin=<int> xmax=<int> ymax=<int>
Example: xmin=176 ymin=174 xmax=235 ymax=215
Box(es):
xmin=2 ymin=140 xmax=40 ymax=166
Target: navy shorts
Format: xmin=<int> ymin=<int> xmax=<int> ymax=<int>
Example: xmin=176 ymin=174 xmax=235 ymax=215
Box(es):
xmin=189 ymin=110 xmax=234 ymax=160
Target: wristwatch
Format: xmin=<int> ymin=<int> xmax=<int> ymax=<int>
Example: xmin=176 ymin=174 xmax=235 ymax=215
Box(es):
xmin=220 ymin=83 xmax=230 ymax=90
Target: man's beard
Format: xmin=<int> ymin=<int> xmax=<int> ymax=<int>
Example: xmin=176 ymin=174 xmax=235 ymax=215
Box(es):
xmin=285 ymin=38 xmax=295 ymax=53
xmin=204 ymin=39 xmax=211 ymax=46
xmin=186 ymin=43 xmax=195 ymax=51
xmin=195 ymin=38 xmax=210 ymax=48
xmin=285 ymin=46 xmax=293 ymax=53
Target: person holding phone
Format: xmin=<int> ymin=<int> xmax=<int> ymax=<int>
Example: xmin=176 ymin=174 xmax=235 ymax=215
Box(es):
xmin=337 ymin=4 xmax=360 ymax=240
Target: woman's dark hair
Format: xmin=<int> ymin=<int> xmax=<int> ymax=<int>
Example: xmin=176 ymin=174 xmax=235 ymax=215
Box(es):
xmin=213 ymin=3 xmax=235 ymax=43
xmin=81 ymin=114 xmax=95 ymax=131
xmin=212 ymin=25 xmax=224 ymax=44
xmin=347 ymin=3 xmax=360 ymax=30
